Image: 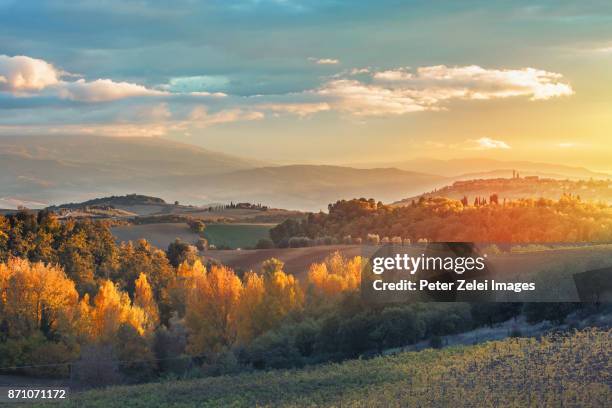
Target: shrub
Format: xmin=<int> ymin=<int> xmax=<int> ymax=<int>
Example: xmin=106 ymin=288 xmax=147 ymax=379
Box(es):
xmin=195 ymin=238 xmax=208 ymax=251
xmin=71 ymin=344 xmax=122 ymax=388
xmin=255 ymin=238 xmax=275 ymax=249
xmin=429 ymin=335 xmax=443 ymax=349
xmin=288 ymin=236 xmax=312 ymax=248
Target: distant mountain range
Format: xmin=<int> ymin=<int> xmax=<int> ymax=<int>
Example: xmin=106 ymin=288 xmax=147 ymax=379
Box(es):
xmin=1 ymin=136 xmax=609 ymax=211
xmin=350 ymin=158 xmax=610 ymax=180
xmin=0 ymin=136 xmax=447 ymax=210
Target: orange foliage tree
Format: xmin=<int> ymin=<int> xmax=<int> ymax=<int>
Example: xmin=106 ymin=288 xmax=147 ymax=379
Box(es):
xmin=83 ymin=280 xmax=147 ymax=342
xmin=308 ymin=252 xmax=362 ymax=297
xmin=185 ymin=265 xmax=243 ymax=355
xmin=0 ymin=258 xmax=79 ymax=338
xmin=237 ymin=259 xmax=304 ymax=344
xmin=134 ymin=273 xmax=160 ymax=334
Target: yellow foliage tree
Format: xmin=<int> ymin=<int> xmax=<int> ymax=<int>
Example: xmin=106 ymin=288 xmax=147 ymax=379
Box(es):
xmin=237 ymin=259 xmax=304 ymax=344
xmin=237 ymin=272 xmax=265 ymax=343
xmin=134 ymin=273 xmax=160 ymax=334
xmin=308 ymin=252 xmax=362 ymax=296
xmin=89 ymin=280 xmax=146 ymax=342
xmin=185 ymin=265 xmax=242 ymax=355
xmin=0 ymin=258 xmax=79 ymax=338
xmin=169 ymin=259 xmax=206 ymax=316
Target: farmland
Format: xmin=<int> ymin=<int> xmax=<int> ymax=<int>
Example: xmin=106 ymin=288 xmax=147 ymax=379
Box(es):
xmin=203 ymin=223 xmax=273 ymax=249
xmin=29 ymin=329 xmax=611 ymax=407
xmin=111 ymin=222 xmax=274 ymax=250
xmin=111 ymin=223 xmax=201 ymax=249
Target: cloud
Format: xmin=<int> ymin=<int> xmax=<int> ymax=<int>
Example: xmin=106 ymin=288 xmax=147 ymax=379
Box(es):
xmin=57 ymin=78 xmax=168 ymax=102
xmin=0 ymin=55 xmax=170 ymax=102
xmin=0 ymin=56 xmax=576 ymax=133
xmin=0 ymin=55 xmax=61 ymax=93
xmin=412 ymin=65 xmax=574 ymax=101
xmin=189 ymin=91 xmax=228 ymax=97
xmin=314 ymin=65 xmax=573 ymax=116
xmin=0 ymin=123 xmax=170 ymax=138
xmin=317 ymin=79 xmax=426 ymax=116
xmin=373 ymin=68 xmax=413 ymax=81
xmin=309 ymin=57 xmax=340 ymax=65
xmin=260 ymin=102 xmax=330 ymax=117
xmin=471 ymin=137 xmax=511 ymax=150
xmin=188 ymin=106 xmax=264 ymax=127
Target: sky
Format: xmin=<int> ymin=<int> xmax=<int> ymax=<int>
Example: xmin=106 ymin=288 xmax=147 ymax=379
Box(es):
xmin=1 ymin=0 xmax=612 ymax=170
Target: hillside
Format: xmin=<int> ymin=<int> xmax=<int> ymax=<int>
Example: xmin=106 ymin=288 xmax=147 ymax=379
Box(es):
xmin=270 ymin=196 xmax=612 ymax=244
xmin=393 ymin=177 xmax=612 ymax=206
xmin=53 ymin=194 xmax=166 ymax=207
xmin=30 ymin=329 xmax=610 ymax=407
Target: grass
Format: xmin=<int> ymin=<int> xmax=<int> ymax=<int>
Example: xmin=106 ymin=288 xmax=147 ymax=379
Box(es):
xmin=29 ymin=329 xmax=611 ymax=407
xmin=204 ymin=223 xmax=273 ymax=249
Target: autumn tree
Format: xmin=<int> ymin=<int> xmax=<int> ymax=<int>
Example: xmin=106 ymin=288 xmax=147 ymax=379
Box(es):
xmin=168 ymin=259 xmax=206 ymax=317
xmin=185 ymin=265 xmax=242 ymax=356
xmin=87 ymin=280 xmax=146 ymax=342
xmin=167 ymin=239 xmax=198 ymax=268
xmin=134 ymin=273 xmax=160 ymax=334
xmin=116 ymin=240 xmax=174 ymax=322
xmin=237 ymin=272 xmax=266 ymax=343
xmin=237 ymin=259 xmax=304 ymax=344
xmin=308 ymin=252 xmax=362 ymax=297
xmin=0 ymin=258 xmax=79 ymax=338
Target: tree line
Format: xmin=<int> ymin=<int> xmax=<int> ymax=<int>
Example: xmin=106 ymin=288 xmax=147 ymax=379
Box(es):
xmin=270 ymin=195 xmax=612 ymax=245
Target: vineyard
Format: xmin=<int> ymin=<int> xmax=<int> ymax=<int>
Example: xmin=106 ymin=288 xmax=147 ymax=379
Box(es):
xmin=31 ymin=329 xmax=611 ymax=407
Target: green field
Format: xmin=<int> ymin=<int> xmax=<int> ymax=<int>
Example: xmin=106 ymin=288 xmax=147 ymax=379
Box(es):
xmin=30 ymin=329 xmax=610 ymax=407
xmin=204 ymin=223 xmax=273 ymax=249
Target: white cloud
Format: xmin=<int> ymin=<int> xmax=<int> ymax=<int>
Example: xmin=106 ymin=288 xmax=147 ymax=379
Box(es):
xmin=0 ymin=55 xmax=170 ymax=102
xmin=260 ymin=102 xmax=330 ymax=117
xmin=189 ymin=91 xmax=228 ymax=97
xmin=317 ymin=79 xmax=426 ymax=116
xmin=0 ymin=123 xmax=170 ymax=138
xmin=188 ymin=106 xmax=264 ymax=127
xmin=309 ymin=57 xmax=340 ymax=65
xmin=383 ymin=65 xmax=573 ymax=101
xmin=0 ymin=55 xmax=60 ymax=92
xmin=471 ymin=137 xmax=511 ymax=150
xmin=373 ymin=68 xmax=413 ymax=81
xmin=57 ymin=78 xmax=168 ymax=102
xmin=315 ymin=65 xmax=573 ymax=116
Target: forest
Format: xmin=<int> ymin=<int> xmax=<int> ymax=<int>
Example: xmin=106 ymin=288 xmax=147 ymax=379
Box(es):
xmin=0 ymin=208 xmax=603 ymax=387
